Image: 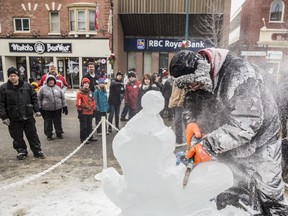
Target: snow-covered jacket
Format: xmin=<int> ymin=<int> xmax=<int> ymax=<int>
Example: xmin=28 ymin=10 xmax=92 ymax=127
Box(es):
xmin=124 ymin=80 xmax=140 ymax=110
xmin=183 ymin=52 xmax=284 ymax=202
xmin=93 ymin=85 xmax=109 ymax=113
xmin=38 ymin=75 xmax=66 ymax=111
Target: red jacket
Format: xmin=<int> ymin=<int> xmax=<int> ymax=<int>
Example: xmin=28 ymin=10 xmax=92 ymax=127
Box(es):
xmin=124 ymin=80 xmax=140 ymax=110
xmin=38 ymin=73 xmax=69 ymax=89
xmin=76 ymin=89 xmax=96 ymax=115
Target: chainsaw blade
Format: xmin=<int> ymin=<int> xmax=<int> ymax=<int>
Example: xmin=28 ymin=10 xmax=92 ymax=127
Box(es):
xmin=183 ymin=163 xmax=193 ymax=188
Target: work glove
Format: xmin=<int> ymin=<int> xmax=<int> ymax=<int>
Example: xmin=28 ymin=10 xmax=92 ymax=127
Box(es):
xmin=77 ymin=110 xmax=82 ymax=119
xmin=35 ymin=112 xmax=42 ymax=117
xmin=185 ymin=143 xmax=211 ymax=165
xmin=186 ymin=122 xmax=202 ymax=148
xmin=2 ymin=118 xmax=10 ymax=126
xmin=62 ymin=106 xmax=68 ymax=115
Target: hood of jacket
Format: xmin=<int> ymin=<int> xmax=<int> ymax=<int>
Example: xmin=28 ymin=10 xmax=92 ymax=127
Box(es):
xmin=45 ymin=74 xmax=57 ymax=86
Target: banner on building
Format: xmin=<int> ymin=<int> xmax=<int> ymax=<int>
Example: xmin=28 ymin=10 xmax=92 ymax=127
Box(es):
xmin=9 ymin=42 xmax=72 ymax=54
xmin=124 ymin=38 xmax=213 ymax=52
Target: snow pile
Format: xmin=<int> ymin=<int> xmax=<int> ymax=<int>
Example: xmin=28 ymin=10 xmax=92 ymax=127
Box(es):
xmin=97 ymin=90 xmax=248 ymax=216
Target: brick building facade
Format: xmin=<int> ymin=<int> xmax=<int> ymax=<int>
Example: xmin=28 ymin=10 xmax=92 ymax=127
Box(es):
xmin=112 ymin=0 xmax=231 ymax=79
xmin=230 ymin=0 xmax=288 ymax=83
xmin=0 ymin=0 xmax=112 ymax=87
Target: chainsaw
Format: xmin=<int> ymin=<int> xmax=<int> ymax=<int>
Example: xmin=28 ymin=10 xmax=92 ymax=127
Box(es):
xmin=182 ymin=136 xmax=202 ymax=188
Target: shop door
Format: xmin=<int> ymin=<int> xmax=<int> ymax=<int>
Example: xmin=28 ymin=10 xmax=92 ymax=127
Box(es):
xmin=16 ymin=57 xmax=27 ymax=82
xmin=65 ymin=58 xmax=79 ymax=88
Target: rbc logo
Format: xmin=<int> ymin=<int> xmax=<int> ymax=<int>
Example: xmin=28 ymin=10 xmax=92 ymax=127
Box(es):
xmin=137 ymin=39 xmax=145 ymax=50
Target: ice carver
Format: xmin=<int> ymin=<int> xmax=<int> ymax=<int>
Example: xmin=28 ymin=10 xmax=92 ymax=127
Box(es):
xmin=169 ymin=48 xmax=288 ymax=215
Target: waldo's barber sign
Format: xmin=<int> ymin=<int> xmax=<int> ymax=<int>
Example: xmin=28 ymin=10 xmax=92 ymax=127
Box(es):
xmin=9 ymin=41 xmax=72 ymax=54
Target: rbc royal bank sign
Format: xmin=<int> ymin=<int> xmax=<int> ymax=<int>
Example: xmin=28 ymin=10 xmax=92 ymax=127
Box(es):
xmin=9 ymin=41 xmax=72 ymax=54
xmin=124 ymin=38 xmax=213 ymax=52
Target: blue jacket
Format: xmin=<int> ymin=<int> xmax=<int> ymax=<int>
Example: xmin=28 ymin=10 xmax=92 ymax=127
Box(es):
xmin=93 ymin=86 xmax=109 ymax=112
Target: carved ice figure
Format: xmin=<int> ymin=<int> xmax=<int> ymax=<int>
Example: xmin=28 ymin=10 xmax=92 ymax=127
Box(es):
xmin=97 ymin=91 xmax=248 ymax=216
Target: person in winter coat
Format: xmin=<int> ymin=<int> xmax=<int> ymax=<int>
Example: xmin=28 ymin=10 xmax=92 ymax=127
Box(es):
xmin=93 ymin=78 xmax=109 ymax=135
xmin=29 ymin=77 xmax=39 ymax=93
xmin=124 ymin=72 xmax=140 ymax=119
xmin=38 ymin=75 xmax=68 ymax=141
xmin=169 ymin=48 xmax=288 ymax=215
xmin=151 ymin=72 xmax=163 ymax=92
xmin=161 ymin=74 xmax=174 ymax=121
xmin=0 ymin=67 xmax=45 ymax=160
xmin=82 ymin=62 xmax=99 ymax=93
xmin=120 ymin=69 xmax=137 ymax=121
xmin=76 ymin=78 xmax=97 ymax=144
xmin=38 ymin=62 xmax=68 ymax=93
xmin=168 ymin=85 xmax=185 ymax=145
xmin=136 ymin=73 xmax=158 ymax=113
xmin=108 ymin=71 xmax=125 ymax=132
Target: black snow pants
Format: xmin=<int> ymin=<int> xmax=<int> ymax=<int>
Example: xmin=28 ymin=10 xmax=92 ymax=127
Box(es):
xmin=79 ymin=114 xmax=93 ymax=142
xmin=42 ymin=109 xmax=62 ymax=138
xmin=8 ymin=118 xmax=42 ymax=155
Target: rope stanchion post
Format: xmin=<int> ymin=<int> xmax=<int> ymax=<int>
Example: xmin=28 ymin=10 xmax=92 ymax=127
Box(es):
xmin=101 ymin=116 xmax=108 ymax=169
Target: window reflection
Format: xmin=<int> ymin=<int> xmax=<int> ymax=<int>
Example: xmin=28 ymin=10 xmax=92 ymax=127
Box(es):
xmin=270 ymin=0 xmax=284 ymax=21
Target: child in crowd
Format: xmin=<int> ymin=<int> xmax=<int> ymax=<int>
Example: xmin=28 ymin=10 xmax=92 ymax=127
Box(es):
xmin=93 ymin=78 xmax=109 ymax=135
xmin=124 ymin=72 xmax=140 ymax=119
xmin=76 ymin=78 xmax=97 ymax=144
xmin=29 ymin=77 xmax=39 ymax=93
xmin=108 ymin=71 xmax=125 ymax=132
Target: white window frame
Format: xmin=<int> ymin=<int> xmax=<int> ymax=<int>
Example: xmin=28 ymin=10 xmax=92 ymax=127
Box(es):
xmin=69 ymin=8 xmax=97 ymax=33
xmin=49 ymin=11 xmax=60 ymax=33
xmin=13 ymin=18 xmax=30 ymax=32
xmin=269 ymin=0 xmax=285 ymax=22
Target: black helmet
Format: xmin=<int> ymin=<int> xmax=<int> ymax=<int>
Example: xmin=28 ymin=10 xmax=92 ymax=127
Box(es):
xmin=169 ymin=50 xmax=204 ymax=78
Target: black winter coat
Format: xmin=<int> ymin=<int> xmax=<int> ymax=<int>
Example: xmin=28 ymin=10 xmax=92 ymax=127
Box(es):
xmin=0 ymin=80 xmax=39 ymax=121
xmin=108 ymin=79 xmax=124 ymax=105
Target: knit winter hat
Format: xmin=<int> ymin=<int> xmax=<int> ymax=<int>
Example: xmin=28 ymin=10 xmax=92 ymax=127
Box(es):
xmin=128 ymin=72 xmax=136 ymax=78
xmin=169 ymin=50 xmax=204 ymax=78
xmin=170 ymin=50 xmax=213 ymax=92
xmin=7 ymin=67 xmax=20 ymax=77
xmin=98 ymin=78 xmax=107 ymax=84
xmin=116 ymin=71 xmax=123 ymax=76
xmin=46 ymin=75 xmax=56 ymax=85
xmin=162 ymin=69 xmax=169 ymax=78
xmin=81 ymin=78 xmax=90 ymax=86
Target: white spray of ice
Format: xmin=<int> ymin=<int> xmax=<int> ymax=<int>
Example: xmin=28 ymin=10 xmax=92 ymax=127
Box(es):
xmin=96 ymin=91 xmax=249 ymax=216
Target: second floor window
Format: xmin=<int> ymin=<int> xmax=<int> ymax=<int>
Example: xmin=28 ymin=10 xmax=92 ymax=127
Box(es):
xmin=14 ymin=18 xmax=30 ymax=32
xmin=270 ymin=0 xmax=284 ymax=22
xmin=50 ymin=12 xmax=60 ymax=33
xmin=69 ymin=8 xmax=96 ymax=32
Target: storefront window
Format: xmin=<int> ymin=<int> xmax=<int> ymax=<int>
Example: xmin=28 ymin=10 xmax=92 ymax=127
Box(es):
xmin=128 ymin=52 xmax=136 ymax=73
xmin=143 ymin=52 xmax=152 ymax=74
xmin=0 ymin=57 xmax=3 ymax=82
xmin=66 ymin=57 xmax=79 ymax=88
xmin=16 ymin=57 xmax=27 ymax=81
xmin=30 ymin=57 xmax=53 ymax=80
xmin=159 ymin=52 xmax=168 ymax=70
xmin=82 ymin=57 xmax=108 ymax=79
